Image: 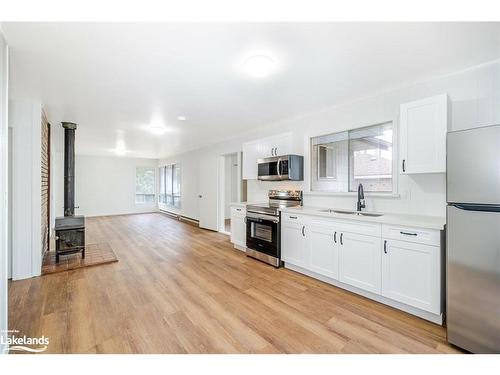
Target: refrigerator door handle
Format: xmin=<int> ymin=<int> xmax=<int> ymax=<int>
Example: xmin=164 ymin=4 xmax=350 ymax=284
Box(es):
xmin=451 ymin=203 xmax=500 ymax=212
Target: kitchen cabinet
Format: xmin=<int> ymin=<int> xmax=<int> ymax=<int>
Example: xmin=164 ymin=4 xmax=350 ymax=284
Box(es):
xmin=280 ymin=211 xmax=444 ymax=323
xmin=338 ymin=231 xmax=381 ymax=294
xmin=230 ymin=206 xmax=246 ymax=250
xmin=400 ymin=94 xmax=448 ymax=174
xmin=308 ymin=224 xmax=339 ymax=280
xmin=281 ymin=216 xmax=308 ymax=267
xmin=242 ymin=140 xmax=261 ymax=180
xmin=381 ymin=238 xmax=440 ymax=314
xmin=242 ymin=132 xmax=295 ymax=179
xmin=258 ymin=132 xmax=293 ymax=158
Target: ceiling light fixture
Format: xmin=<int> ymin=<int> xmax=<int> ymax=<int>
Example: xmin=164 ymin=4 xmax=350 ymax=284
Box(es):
xmin=243 ymin=55 xmax=276 ymax=78
xmin=113 ymin=140 xmax=127 ymax=156
xmin=177 ymin=116 xmax=186 ymax=121
xmin=148 ymin=124 xmax=168 ymax=135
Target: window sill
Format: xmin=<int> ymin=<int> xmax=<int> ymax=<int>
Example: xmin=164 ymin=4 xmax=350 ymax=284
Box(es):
xmin=304 ymin=191 xmax=401 ymax=199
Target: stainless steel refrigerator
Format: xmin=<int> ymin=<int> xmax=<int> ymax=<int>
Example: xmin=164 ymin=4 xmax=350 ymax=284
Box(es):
xmin=447 ymin=124 xmax=500 ymax=353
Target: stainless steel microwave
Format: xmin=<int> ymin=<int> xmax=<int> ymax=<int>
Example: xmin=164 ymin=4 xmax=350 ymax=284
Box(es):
xmin=257 ymin=155 xmax=304 ymax=181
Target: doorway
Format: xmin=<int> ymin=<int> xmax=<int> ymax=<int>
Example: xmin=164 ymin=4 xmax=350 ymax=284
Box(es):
xmin=218 ymin=152 xmax=243 ymax=235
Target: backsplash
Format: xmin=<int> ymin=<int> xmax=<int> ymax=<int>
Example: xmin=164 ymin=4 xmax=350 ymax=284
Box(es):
xmin=247 ymin=172 xmax=446 ymax=217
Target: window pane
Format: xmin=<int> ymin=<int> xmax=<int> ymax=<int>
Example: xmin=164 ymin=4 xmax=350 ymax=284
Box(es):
xmin=159 ymin=166 xmax=166 ymax=203
xmin=173 ymin=164 xmax=181 ymax=208
xmin=135 ymin=167 xmax=155 ymax=203
xmin=166 ymin=165 xmax=173 ymax=195
xmin=311 ymin=131 xmax=349 ymax=192
xmin=348 ymin=122 xmax=393 ymax=192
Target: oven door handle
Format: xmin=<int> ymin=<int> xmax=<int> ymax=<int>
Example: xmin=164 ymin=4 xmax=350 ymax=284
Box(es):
xmin=245 ymin=214 xmax=279 ymax=224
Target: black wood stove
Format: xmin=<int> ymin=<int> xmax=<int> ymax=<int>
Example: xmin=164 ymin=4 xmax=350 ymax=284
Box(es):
xmin=54 ymin=122 xmax=85 ymax=263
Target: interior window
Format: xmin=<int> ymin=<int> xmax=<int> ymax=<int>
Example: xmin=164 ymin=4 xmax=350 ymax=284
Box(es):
xmin=348 ymin=122 xmax=393 ymax=192
xmin=159 ymin=163 xmax=182 ymax=209
xmin=135 ymin=166 xmax=156 ymax=204
xmin=311 ymin=122 xmax=394 ymax=193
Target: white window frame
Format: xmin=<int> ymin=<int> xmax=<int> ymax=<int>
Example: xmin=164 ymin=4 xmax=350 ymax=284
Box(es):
xmin=307 ymin=119 xmax=399 ymax=197
xmin=135 ymin=166 xmax=156 ymax=205
xmin=159 ymin=163 xmax=182 ymax=209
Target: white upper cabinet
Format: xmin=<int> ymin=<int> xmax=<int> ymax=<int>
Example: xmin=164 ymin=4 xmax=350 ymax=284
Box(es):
xmin=242 ymin=140 xmax=261 ymax=180
xmin=381 ymin=238 xmax=441 ymax=314
xmin=242 ymin=132 xmax=295 ymax=179
xmin=400 ymin=94 xmax=448 ymax=174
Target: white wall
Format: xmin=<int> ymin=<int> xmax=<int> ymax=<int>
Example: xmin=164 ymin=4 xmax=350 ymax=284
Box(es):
xmin=70 ymin=154 xmax=159 ymax=217
xmin=224 ymin=153 xmax=238 ymax=219
xmin=160 ymin=59 xmax=500 ymax=222
xmin=0 ymin=27 xmax=9 ymax=354
xmin=9 ymin=100 xmax=42 ymax=281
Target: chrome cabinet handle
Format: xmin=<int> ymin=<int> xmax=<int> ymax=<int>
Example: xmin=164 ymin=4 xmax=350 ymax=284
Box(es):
xmin=384 ymin=240 xmax=387 ymax=254
xmin=402 ymin=159 xmax=406 ymax=172
xmin=302 ymin=225 xmax=305 ymax=237
xmin=289 ymin=216 xmax=298 ymax=219
xmin=340 ymin=233 xmax=343 ymax=245
xmin=236 ymin=208 xmax=241 ymax=211
xmin=334 ymin=231 xmax=337 ymax=243
xmin=400 ymin=231 xmax=417 ymax=236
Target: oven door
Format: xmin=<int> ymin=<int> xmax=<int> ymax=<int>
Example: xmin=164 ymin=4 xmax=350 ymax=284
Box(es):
xmin=246 ymin=212 xmax=280 ymax=258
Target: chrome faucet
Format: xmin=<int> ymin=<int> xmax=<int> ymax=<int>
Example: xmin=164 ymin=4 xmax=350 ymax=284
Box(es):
xmin=357 ymin=183 xmax=366 ymax=211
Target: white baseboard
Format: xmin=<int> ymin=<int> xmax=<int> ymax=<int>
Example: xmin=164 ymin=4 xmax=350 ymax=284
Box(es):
xmin=233 ymin=244 xmax=246 ymax=252
xmin=285 ymin=263 xmax=443 ymax=325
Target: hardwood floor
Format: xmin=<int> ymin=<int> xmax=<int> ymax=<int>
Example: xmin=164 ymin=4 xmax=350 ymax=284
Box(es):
xmin=8 ymin=213 xmax=463 ymax=354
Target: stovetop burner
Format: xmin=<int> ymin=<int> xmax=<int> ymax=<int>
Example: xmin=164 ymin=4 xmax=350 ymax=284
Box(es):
xmin=247 ymin=190 xmax=303 ymax=216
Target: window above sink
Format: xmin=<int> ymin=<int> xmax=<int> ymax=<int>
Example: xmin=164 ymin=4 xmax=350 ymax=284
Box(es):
xmin=310 ymin=121 xmax=396 ymax=194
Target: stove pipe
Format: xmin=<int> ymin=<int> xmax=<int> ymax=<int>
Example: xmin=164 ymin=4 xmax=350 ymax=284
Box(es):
xmin=62 ymin=122 xmax=77 ymax=217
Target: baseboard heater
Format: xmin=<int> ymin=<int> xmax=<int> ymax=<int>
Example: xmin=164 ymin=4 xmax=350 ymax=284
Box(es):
xmin=159 ymin=209 xmax=199 ymax=225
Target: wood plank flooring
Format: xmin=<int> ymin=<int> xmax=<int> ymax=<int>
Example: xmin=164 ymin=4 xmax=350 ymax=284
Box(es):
xmin=8 ymin=213 xmax=463 ymax=354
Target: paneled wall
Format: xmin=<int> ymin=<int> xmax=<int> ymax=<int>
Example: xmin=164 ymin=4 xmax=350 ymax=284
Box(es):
xmin=40 ymin=112 xmax=50 ymax=255
xmin=160 ymin=59 xmax=500 ymax=222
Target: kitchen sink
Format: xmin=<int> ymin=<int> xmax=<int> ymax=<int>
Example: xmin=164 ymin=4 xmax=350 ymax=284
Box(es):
xmin=319 ymin=209 xmax=384 ymax=217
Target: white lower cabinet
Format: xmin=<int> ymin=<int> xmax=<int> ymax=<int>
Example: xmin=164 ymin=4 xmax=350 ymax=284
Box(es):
xmin=339 ymin=232 xmax=381 ymax=294
xmin=308 ymin=224 xmax=339 ymax=280
xmin=281 ymin=214 xmax=443 ymax=323
xmin=381 ymin=238 xmax=440 ymax=314
xmin=281 ymin=218 xmax=308 ymax=267
xmin=230 ymin=207 xmax=246 ymax=249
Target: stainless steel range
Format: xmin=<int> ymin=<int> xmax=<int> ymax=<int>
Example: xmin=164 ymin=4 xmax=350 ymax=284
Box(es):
xmin=246 ymin=190 xmax=303 ymax=267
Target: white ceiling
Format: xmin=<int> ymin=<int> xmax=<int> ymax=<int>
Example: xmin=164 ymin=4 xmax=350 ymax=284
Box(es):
xmin=3 ymin=22 xmax=500 ymax=158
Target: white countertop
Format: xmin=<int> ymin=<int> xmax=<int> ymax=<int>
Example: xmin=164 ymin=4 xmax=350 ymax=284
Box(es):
xmin=280 ymin=206 xmax=445 ymax=230
xmin=229 ymin=202 xmax=265 ymax=208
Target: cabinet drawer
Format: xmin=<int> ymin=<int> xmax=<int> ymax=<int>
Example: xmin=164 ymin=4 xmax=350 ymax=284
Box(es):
xmin=231 ymin=206 xmax=246 ymax=216
xmin=281 ymin=212 xmax=306 ymax=223
xmin=382 ymin=224 xmax=440 ymax=246
xmin=310 ymin=216 xmax=381 ymax=237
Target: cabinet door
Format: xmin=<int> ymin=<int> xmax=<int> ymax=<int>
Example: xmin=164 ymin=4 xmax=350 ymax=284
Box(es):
xmin=381 ymin=239 xmax=440 ymax=314
xmin=258 ymin=137 xmax=275 ymax=158
xmin=242 ymin=141 xmax=260 ymax=179
xmin=309 ymin=225 xmax=339 ymax=280
xmin=400 ymin=94 xmax=447 ymax=174
xmin=281 ymin=220 xmax=308 ymax=267
xmin=339 ymin=232 xmax=381 ymax=294
xmin=272 ymin=132 xmax=293 ymax=156
xmin=230 ymin=213 xmax=246 ymax=248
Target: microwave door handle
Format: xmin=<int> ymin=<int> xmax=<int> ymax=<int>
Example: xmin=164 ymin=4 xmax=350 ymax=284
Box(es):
xmin=277 ymin=158 xmax=282 ymax=179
